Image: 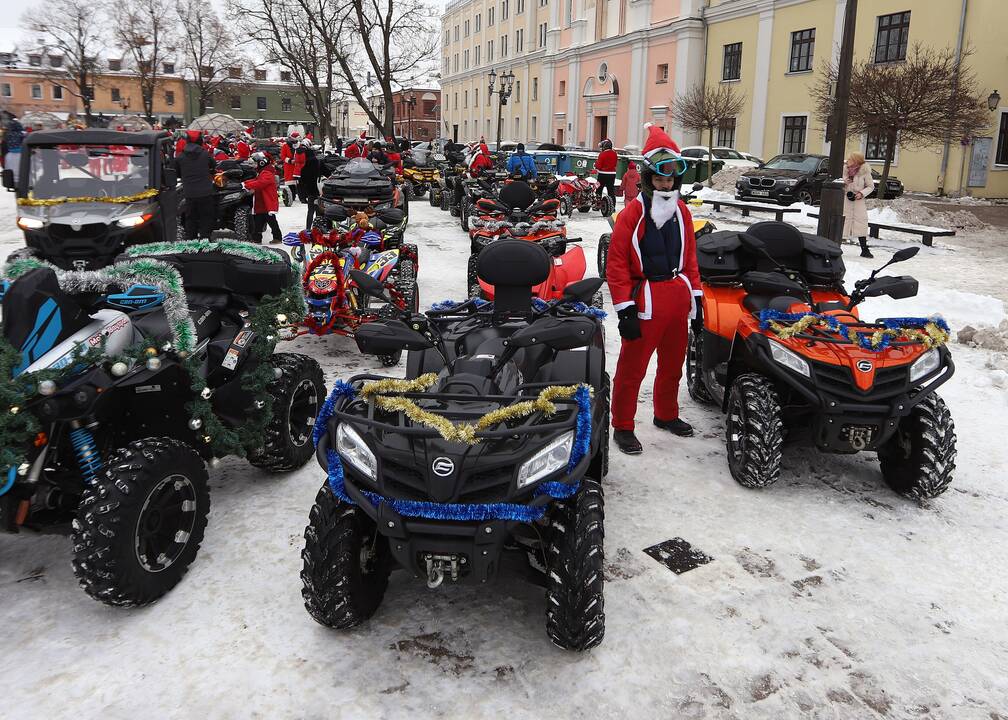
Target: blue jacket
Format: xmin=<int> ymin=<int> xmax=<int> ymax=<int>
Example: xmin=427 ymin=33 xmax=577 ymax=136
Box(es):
xmin=507 ymin=152 xmax=537 ymax=177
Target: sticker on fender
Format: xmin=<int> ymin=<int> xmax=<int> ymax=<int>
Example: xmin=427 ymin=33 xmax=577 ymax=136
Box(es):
xmin=222 ymin=348 xmax=241 ymax=370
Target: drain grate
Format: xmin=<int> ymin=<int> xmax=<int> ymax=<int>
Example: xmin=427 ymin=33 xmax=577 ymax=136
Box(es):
xmin=643 ymin=537 xmax=714 ymax=575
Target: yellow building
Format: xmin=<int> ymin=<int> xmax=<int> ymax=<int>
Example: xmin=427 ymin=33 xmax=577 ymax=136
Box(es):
xmin=704 ymin=0 xmax=1008 ymax=198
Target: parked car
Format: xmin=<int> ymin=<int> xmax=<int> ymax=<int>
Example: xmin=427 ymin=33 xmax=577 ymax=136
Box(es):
xmin=681 ymin=146 xmax=760 ymax=169
xmin=735 ymin=153 xmax=831 ymax=205
xmin=868 ymin=169 xmax=905 ymax=199
xmin=738 ymin=151 xmax=764 ymax=165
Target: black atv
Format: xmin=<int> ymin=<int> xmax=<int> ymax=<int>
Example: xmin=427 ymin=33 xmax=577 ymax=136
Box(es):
xmin=301 ymin=240 xmax=609 ymax=650
xmin=0 ymin=244 xmax=325 ymax=606
xmin=177 ymin=160 xmax=255 ymax=242
xmin=317 ymin=157 xmax=409 ymax=228
xmin=5 ymin=129 xmax=180 ymax=270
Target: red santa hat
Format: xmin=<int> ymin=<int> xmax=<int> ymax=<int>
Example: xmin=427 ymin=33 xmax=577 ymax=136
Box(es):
xmin=641 ymin=122 xmax=682 ymax=161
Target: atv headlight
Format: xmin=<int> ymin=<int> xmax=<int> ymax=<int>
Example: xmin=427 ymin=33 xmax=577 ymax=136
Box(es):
xmin=768 ymin=340 xmax=810 ymax=377
xmin=17 ymin=216 xmax=44 ymax=230
xmin=336 ymin=422 xmax=377 ymax=480
xmin=222 ymin=192 xmax=244 ymax=203
xmin=909 ymin=348 xmax=940 ymax=383
xmin=116 ymin=213 xmax=153 ymax=227
xmin=516 ymin=431 xmax=574 ymax=489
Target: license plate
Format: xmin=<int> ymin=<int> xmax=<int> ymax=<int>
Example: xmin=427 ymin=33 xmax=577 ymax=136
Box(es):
xmin=751 ymin=190 xmax=770 ymax=197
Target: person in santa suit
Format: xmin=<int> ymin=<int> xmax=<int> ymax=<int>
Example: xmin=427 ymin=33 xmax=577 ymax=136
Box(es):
xmin=593 ymin=138 xmax=618 ymax=202
xmin=280 ymin=131 xmax=300 ymax=193
xmin=606 ymin=124 xmax=702 ymax=454
xmin=345 ymin=133 xmax=366 ymax=159
xmin=235 ymin=134 xmax=252 ymax=160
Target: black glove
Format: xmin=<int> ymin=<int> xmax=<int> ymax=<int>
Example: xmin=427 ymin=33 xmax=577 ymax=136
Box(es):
xmin=617 ymin=307 xmax=642 ymax=340
xmin=691 ymin=299 xmax=704 ymax=333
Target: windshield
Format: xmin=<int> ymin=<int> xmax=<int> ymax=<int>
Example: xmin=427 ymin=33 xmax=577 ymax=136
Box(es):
xmin=763 ymin=155 xmax=822 ymax=172
xmin=28 ymin=144 xmax=151 ymax=200
xmin=713 ymin=148 xmax=744 ymax=160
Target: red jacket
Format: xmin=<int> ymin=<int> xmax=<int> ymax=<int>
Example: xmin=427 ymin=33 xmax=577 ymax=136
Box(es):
xmin=243 ymin=166 xmax=280 ymax=214
xmin=235 ymin=140 xmax=251 ymax=160
xmin=280 ymin=140 xmax=297 ymax=182
xmin=594 ymin=148 xmax=618 ymax=174
xmin=606 ymin=194 xmax=701 ymax=320
xmin=175 ymin=137 xmax=187 ymax=157
xmin=470 ymin=152 xmax=493 ymax=174
xmin=385 ymin=150 xmax=402 ymax=173
xmin=293 ymin=147 xmax=307 ymax=178
xmin=345 ymin=142 xmax=364 ymax=159
xmin=621 ymin=165 xmax=641 ymax=198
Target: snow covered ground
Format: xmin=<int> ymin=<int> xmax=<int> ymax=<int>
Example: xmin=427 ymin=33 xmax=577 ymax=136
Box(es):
xmin=1 ymin=190 xmax=1007 ymax=719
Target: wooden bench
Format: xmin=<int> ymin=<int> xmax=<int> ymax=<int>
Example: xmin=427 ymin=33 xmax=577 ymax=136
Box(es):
xmin=702 ymin=198 xmax=802 ymax=222
xmin=807 ymin=212 xmax=955 ymax=247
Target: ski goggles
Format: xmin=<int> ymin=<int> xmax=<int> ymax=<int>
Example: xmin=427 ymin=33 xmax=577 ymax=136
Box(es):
xmin=649 ymin=156 xmax=689 ymax=177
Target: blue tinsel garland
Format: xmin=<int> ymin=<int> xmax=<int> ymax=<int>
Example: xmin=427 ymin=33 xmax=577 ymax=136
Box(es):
xmin=429 ymin=297 xmax=606 ymax=320
xmin=758 ymin=309 xmax=948 ymax=353
xmin=315 ymin=377 xmax=593 ymax=521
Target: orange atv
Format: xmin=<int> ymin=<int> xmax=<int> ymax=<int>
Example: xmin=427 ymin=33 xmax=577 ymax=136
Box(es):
xmin=688 ymin=221 xmax=956 ymax=499
xmin=466 ymin=180 xmax=598 ymax=307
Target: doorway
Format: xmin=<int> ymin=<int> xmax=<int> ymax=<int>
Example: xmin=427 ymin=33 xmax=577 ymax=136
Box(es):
xmin=594 ymin=115 xmax=608 ymax=145
xmin=556 ymin=127 xmax=565 ymax=145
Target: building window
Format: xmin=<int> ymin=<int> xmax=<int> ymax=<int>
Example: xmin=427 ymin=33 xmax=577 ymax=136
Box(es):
xmin=514 ymin=116 xmax=520 ymax=137
xmin=281 ymin=70 xmax=292 ymax=82
xmin=516 ymin=28 xmax=523 ymax=53
xmin=474 ymin=88 xmax=479 ymax=106
xmin=111 ymin=87 xmax=121 ymax=102
xmin=444 ymin=28 xmax=449 ymax=46
xmin=539 ymin=22 xmax=547 ymax=48
xmin=875 ymin=11 xmax=910 ymax=63
xmin=49 ymin=55 xmax=62 ymax=68
xmin=454 ymin=93 xmax=458 ymax=109
xmin=163 ymin=61 xmax=175 ymax=74
xmin=464 ymin=90 xmax=468 ymax=108
xmin=782 ymin=115 xmax=807 ymax=153
xmin=656 ymin=63 xmax=669 ymax=83
xmin=108 ymin=58 xmax=121 ymax=71
xmin=475 ymin=45 xmax=481 ymax=65
xmin=255 ymin=69 xmax=267 ymax=81
xmin=229 ymin=67 xmax=241 ymax=79
xmin=502 ymin=34 xmax=508 ymax=58
xmin=865 ymin=131 xmax=893 ymax=161
xmin=559 ymin=80 xmax=565 ymax=96
xmin=564 ymin=0 xmax=572 ymax=25
xmin=454 ymin=25 xmax=459 ymax=41
xmin=165 ymin=90 xmax=175 ymax=106
xmin=201 ymin=65 xmax=213 ymax=76
xmin=488 ymin=40 xmax=494 ymax=62
xmin=1 ymin=83 xmax=10 ymax=97
xmin=722 ymin=42 xmax=742 ymax=81
xmin=532 ymin=77 xmax=538 ymax=100
xmin=29 ymin=54 xmax=41 ymax=67
xmin=476 ymin=14 xmax=481 ymax=32
xmin=531 ymin=115 xmax=537 ymax=137
xmin=789 ymin=28 xmax=815 ymax=72
xmin=464 ymin=20 xmax=470 ymax=37
xmin=256 ymin=96 xmax=267 ymax=110
xmin=31 ymin=84 xmax=42 ymax=99
xmin=230 ymin=95 xmax=241 ymax=109
xmin=464 ymin=49 xmax=469 ymax=69
xmin=282 ymin=97 xmax=292 ymax=112
xmin=52 ymin=85 xmax=63 ymax=100
xmin=717 ymin=117 xmax=736 ymax=147
xmin=205 ymin=93 xmax=214 ymax=107
xmin=517 ymin=0 xmax=525 ymax=13
xmin=454 ymin=54 xmax=459 ymax=72
xmin=502 ymin=0 xmax=510 ymax=20
xmin=515 ymin=80 xmax=521 ymax=102
xmin=488 ymin=7 xmax=495 ymax=25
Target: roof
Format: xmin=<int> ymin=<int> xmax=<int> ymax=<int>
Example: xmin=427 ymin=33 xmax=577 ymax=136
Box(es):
xmin=24 ymin=129 xmax=170 ymax=146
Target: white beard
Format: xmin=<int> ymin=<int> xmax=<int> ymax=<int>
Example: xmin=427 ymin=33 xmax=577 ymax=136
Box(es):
xmin=650 ymin=190 xmax=680 ymax=228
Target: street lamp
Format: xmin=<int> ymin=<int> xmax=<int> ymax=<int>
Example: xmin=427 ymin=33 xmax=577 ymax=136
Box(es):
xmin=488 ymin=68 xmax=515 ymax=149
xmin=342 ymin=102 xmax=349 ymax=138
xmin=407 ymin=93 xmax=417 ymax=141
xmin=988 ymin=89 xmax=1001 ymax=111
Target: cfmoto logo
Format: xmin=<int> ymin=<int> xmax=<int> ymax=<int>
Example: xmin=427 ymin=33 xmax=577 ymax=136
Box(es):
xmin=856 ymin=360 xmax=873 ymax=372
xmin=431 ymin=457 xmax=455 ymax=477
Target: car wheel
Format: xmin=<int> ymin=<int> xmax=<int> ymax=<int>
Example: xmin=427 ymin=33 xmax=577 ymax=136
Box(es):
xmin=797 ymin=189 xmax=815 ymax=206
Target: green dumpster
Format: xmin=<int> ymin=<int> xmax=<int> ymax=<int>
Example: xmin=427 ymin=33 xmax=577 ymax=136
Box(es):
xmin=566 ymin=151 xmax=597 ymax=177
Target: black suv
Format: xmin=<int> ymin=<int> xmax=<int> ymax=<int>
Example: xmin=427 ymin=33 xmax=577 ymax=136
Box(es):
xmin=736 ymin=153 xmax=903 ymax=206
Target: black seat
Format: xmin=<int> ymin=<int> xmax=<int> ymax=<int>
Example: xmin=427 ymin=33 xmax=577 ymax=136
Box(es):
xmin=746 ymin=221 xmax=805 ymax=271
xmin=498 ymin=181 xmax=537 ymax=212
xmin=476 ymin=240 xmax=550 ymax=313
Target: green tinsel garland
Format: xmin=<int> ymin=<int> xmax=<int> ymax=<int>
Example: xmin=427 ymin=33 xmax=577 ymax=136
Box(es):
xmin=126 ymin=239 xmax=285 ymax=264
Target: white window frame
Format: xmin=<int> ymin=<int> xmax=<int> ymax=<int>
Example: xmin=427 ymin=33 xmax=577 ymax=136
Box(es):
xmin=863 ymin=131 xmax=900 ymax=166
xmin=31 ymin=84 xmax=42 ymax=99
xmin=995 ymin=109 xmax=1008 ymax=168
xmin=52 ymin=84 xmax=63 ymax=100
xmin=1 ymin=83 xmax=11 ymax=98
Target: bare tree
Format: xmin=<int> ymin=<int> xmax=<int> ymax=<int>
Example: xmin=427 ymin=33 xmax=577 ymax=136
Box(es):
xmin=670 ymin=83 xmax=746 ymax=186
xmin=178 ymin=0 xmax=249 ymax=116
xmin=110 ymin=0 xmax=176 ymax=123
xmin=21 ymin=0 xmax=106 ymax=125
xmin=812 ymin=44 xmax=989 ymax=198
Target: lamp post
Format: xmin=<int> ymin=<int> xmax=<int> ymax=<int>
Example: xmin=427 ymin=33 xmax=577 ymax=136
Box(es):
xmin=488 ymin=68 xmax=515 ymax=150
xmin=342 ymin=102 xmax=349 ymax=138
xmin=988 ymin=89 xmax=1001 ymax=111
xmin=407 ymin=93 xmax=417 ymax=142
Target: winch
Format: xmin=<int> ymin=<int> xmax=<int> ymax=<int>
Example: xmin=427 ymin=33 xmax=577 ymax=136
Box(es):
xmin=424 ymin=553 xmax=465 ymax=588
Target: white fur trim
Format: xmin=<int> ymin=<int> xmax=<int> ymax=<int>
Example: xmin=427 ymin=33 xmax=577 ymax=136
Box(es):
xmin=613 ymin=300 xmax=636 ymax=311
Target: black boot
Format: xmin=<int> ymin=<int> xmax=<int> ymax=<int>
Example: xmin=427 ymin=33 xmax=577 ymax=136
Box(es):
xmin=613 ymin=430 xmax=643 ymax=455
xmin=654 ymin=417 xmax=694 ymax=437
xmin=859 ymin=237 xmax=873 ymax=258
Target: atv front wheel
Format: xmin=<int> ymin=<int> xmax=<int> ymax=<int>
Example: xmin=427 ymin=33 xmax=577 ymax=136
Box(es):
xmin=282 ymin=186 xmax=294 ymax=207
xmin=460 ymin=199 xmax=471 ymax=232
xmin=545 ymin=478 xmax=605 ymax=651
xmin=600 ymin=194 xmax=615 ymax=217
xmin=232 ymin=206 xmax=252 ymax=243
xmin=72 ymin=437 xmax=210 ymax=606
xmin=301 ymin=483 xmax=391 ymax=629
xmin=597 ymin=233 xmax=611 ymax=278
xmin=374 ymin=258 xmax=419 ymax=367
xmin=559 ymin=194 xmax=573 ymax=217
xmin=587 ymin=373 xmax=610 ymax=480
xmin=686 ymin=330 xmax=714 ymax=405
xmin=441 ymin=192 xmax=451 ymax=212
xmin=248 ymin=353 xmax=325 ymax=472
xmin=466 ymin=253 xmax=481 ymax=298
xmin=725 ymin=374 xmax=783 ymax=488
xmin=878 ymin=393 xmax=957 ymax=499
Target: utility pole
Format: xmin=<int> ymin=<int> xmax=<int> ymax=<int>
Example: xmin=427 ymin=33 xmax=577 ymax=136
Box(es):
xmin=818 ymin=0 xmax=857 ymax=243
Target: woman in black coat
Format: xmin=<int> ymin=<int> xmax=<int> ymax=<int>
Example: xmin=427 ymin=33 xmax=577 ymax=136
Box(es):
xmin=297 ymin=143 xmax=321 ymax=230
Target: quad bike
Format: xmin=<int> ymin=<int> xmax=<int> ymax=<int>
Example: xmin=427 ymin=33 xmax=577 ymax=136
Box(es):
xmin=0 ymin=243 xmax=325 ymax=606
xmin=300 ymin=239 xmax=609 ymax=650
xmin=283 ymin=205 xmax=419 ymax=366
xmin=177 ymin=162 xmax=255 ymax=242
xmin=318 ymin=157 xmax=409 ymax=227
xmin=458 ymin=170 xmax=510 ymax=231
xmin=597 ymin=182 xmax=717 ymax=277
xmin=466 ymin=181 xmax=597 ymax=308
xmin=402 ymin=159 xmax=442 ymax=200
xmin=556 ymin=175 xmax=615 ymax=218
xmin=688 ymin=220 xmax=956 ymax=499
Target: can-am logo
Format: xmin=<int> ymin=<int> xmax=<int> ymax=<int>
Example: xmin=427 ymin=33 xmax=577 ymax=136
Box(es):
xmin=431 ymin=457 xmax=455 ymax=477
xmin=856 ymin=360 xmax=873 ymax=372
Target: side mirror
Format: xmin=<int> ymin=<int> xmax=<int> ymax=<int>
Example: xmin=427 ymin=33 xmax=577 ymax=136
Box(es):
xmin=864 ymin=275 xmax=918 ymax=300
xmin=354 ymin=320 xmax=433 ymax=356
xmin=891 ymin=247 xmax=919 ymax=263
xmin=691 ymin=182 xmax=704 ymax=192
xmin=349 ymin=269 xmax=390 ymax=302
xmin=508 ymin=316 xmax=597 ymax=351
xmin=2 ymin=169 xmax=14 ymax=190
xmin=562 ymin=277 xmax=605 ymax=304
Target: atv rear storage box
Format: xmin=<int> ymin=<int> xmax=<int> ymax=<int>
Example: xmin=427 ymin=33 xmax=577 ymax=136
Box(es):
xmin=698 ymin=226 xmax=846 ymax=288
xmin=320 ymin=159 xmax=395 ymax=204
xmin=801 ymin=232 xmax=846 ymax=286
xmin=121 ymin=245 xmax=293 ymax=299
xmin=697 ymin=231 xmax=755 ymax=283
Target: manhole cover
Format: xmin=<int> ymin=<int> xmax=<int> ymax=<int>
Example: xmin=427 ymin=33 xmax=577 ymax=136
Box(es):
xmin=643 ymin=537 xmax=714 ymax=575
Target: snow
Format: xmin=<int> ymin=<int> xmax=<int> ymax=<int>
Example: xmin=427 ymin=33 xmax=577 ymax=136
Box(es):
xmin=2 ymin=190 xmax=1008 ymax=719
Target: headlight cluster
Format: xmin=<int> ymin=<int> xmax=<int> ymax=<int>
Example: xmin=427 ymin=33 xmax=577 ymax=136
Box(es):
xmin=115 ymin=213 xmax=153 ymax=228
xmin=17 ymin=216 xmax=44 ymax=230
xmin=516 ymin=431 xmax=573 ymax=489
xmin=909 ymin=348 xmax=941 ymax=383
xmin=336 ymin=423 xmax=377 ymax=480
xmin=768 ymin=340 xmax=810 ymax=377
xmin=779 ymin=178 xmax=798 ymax=187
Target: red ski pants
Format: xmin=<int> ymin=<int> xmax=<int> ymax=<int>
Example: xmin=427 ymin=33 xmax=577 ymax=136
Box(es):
xmin=612 ymin=278 xmax=691 ymax=431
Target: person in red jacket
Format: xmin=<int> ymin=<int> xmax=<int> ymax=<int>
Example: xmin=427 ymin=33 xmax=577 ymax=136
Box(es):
xmin=384 ymin=136 xmax=402 ymax=174
xmin=620 ymin=161 xmax=641 ymax=204
xmin=280 ymin=132 xmax=299 ymax=183
xmin=469 ymin=142 xmax=494 ymax=175
xmin=345 ymin=133 xmax=366 ymax=159
xmin=606 ymin=124 xmax=701 ymax=454
xmin=242 ymin=152 xmax=282 ymax=243
xmin=594 ymin=138 xmax=618 ymax=202
xmin=235 ymin=135 xmax=252 ymax=160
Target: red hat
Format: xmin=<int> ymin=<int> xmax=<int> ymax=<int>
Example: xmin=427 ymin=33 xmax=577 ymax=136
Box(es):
xmin=186 ymin=129 xmax=202 ymax=143
xmin=641 ymin=123 xmax=682 ymax=161
xmin=358 ymin=132 xmax=366 ymax=139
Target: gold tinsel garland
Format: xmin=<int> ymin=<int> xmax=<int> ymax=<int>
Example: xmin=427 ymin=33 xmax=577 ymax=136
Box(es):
xmin=17 ymin=188 xmax=159 ymax=207
xmin=358 ymin=374 xmax=587 ymax=445
xmin=765 ymin=314 xmax=949 ymax=350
